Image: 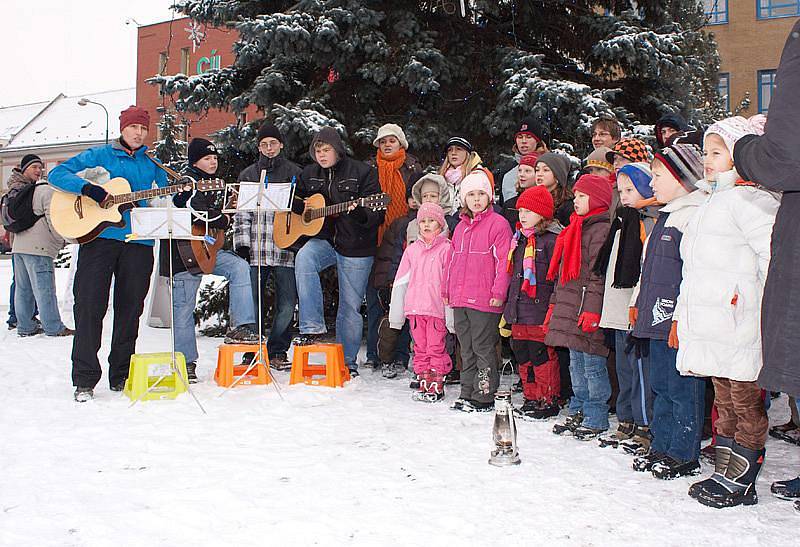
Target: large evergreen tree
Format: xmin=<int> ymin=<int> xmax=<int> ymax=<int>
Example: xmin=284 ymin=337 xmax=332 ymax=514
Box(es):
xmin=150 ymin=0 xmax=722 ymax=165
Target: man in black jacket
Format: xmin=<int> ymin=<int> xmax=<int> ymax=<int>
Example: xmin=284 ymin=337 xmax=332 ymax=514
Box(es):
xmin=292 ymin=127 xmax=385 ymax=375
xmin=234 ymin=123 xmax=301 ymax=369
xmin=159 ymin=138 xmax=259 ymax=382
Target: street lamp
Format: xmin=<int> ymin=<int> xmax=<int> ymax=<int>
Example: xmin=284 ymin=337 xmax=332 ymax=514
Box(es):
xmin=78 ymin=98 xmax=109 ymax=144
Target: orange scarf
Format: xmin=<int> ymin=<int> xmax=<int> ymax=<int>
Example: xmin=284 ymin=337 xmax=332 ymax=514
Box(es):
xmin=376 ymin=148 xmax=409 ymax=245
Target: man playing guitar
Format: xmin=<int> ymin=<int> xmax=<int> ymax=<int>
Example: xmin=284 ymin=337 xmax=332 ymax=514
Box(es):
xmin=159 ymin=138 xmax=260 ymax=383
xmin=49 ymin=106 xmax=168 ymax=402
xmin=292 ymin=127 xmax=385 ymax=376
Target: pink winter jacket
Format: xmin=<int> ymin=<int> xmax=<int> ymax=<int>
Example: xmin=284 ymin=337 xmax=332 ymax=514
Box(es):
xmin=443 ymin=208 xmax=513 ymax=314
xmin=388 ymin=234 xmax=453 ymax=329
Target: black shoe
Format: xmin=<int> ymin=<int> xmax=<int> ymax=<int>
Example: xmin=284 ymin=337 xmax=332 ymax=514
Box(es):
xmin=574 ymin=425 xmax=608 ymax=441
xmin=269 ymin=352 xmax=291 ymax=371
xmin=18 ymin=325 xmax=44 ymax=337
xmin=7 ymin=322 xmax=16 ymax=330
xmin=531 ymin=402 xmax=560 ymax=420
xmin=512 ymin=379 xmax=523 ymax=393
xmin=445 ymin=369 xmax=460 ymax=385
xmin=632 ymin=450 xmax=667 ymax=473
xmin=380 ymin=362 xmax=398 ymax=379
xmin=769 ymin=420 xmax=800 ymax=446
xmin=110 ymin=381 xmax=126 ymax=392
xmin=224 ymin=324 xmax=261 ymax=344
xmin=450 ymin=397 xmax=467 ymax=411
xmin=292 ymin=333 xmax=324 ymax=346
xmin=364 ymin=359 xmax=380 ymax=371
xmin=186 ymin=362 xmax=198 ymax=383
xmin=651 ymin=457 xmax=701 ymax=480
xmin=74 ymin=387 xmax=94 ymax=402
xmin=458 ymin=399 xmax=494 ymax=413
xmin=771 ymin=476 xmax=800 ymax=500
xmin=695 ymin=443 xmax=764 ymax=508
xmin=348 ymin=368 xmax=359 ymax=378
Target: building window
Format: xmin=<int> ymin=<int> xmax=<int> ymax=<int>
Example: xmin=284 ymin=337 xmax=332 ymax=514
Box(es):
xmin=758 ymin=70 xmax=777 ymax=113
xmin=704 ymin=0 xmax=728 ymax=24
xmin=757 ymin=0 xmax=800 ymax=19
xmin=158 ymin=52 xmax=168 ymax=75
xmin=180 ymin=47 xmax=190 ymax=75
xmin=718 ymin=72 xmax=730 ymax=112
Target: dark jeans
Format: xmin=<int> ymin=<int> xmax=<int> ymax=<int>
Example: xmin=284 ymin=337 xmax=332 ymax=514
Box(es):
xmin=250 ymin=265 xmax=297 ymax=355
xmin=71 ymin=239 xmax=154 ymax=389
xmin=366 ymin=284 xmax=382 ymax=363
xmin=649 ymin=339 xmax=705 ymax=462
xmin=614 ymin=330 xmax=654 ymax=426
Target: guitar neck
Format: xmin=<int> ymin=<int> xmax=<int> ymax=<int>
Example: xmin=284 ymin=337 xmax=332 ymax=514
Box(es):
xmin=307 ymin=198 xmax=360 ymax=220
xmin=111 ymin=183 xmax=193 ymax=206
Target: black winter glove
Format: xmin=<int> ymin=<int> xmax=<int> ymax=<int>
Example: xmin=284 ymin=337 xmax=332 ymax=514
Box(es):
xmin=236 ymin=246 xmax=251 ymax=263
xmin=624 ymin=333 xmax=650 ymax=359
xmin=377 ymin=287 xmax=392 ymax=312
xmin=173 ymin=190 xmax=192 ymax=208
xmin=81 ymin=183 xmax=109 ymax=205
xmin=348 ymin=204 xmax=368 ymax=223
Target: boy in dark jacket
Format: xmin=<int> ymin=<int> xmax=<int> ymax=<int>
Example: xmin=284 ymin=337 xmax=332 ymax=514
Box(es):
xmin=630 ymin=144 xmax=706 ymax=480
xmin=292 ymin=127 xmax=385 ymax=374
xmin=545 ymin=174 xmax=612 ymax=440
xmin=504 ymin=186 xmax=560 ymax=420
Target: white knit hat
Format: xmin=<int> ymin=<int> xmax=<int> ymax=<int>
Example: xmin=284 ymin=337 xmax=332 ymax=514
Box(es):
xmin=459 ymin=170 xmax=493 ymax=198
xmin=373 ymin=123 xmax=409 ymax=149
xmin=705 ymin=114 xmax=767 ymax=157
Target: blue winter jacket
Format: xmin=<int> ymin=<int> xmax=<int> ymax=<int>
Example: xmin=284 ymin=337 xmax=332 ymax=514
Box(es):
xmin=48 ymin=141 xmax=168 ymax=246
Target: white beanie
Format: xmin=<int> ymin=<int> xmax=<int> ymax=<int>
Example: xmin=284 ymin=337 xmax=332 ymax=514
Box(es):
xmin=705 ymin=114 xmax=767 ymax=157
xmin=459 ymin=170 xmax=493 ymax=198
xmin=373 ymin=123 xmax=409 ymax=150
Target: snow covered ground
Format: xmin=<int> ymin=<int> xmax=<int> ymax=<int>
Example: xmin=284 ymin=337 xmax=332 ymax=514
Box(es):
xmin=0 ymin=255 xmax=797 ymax=546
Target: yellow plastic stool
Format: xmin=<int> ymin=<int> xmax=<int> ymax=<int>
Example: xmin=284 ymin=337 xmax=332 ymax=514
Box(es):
xmin=123 ymin=352 xmax=188 ymax=401
xmin=289 ymin=343 xmax=350 ymax=387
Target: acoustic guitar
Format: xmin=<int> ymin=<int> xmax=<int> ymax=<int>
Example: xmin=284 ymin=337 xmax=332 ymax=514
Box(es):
xmin=50 ymin=177 xmax=225 ymax=243
xmin=176 ymin=225 xmax=227 ymax=275
xmin=273 ymin=193 xmax=391 ymax=250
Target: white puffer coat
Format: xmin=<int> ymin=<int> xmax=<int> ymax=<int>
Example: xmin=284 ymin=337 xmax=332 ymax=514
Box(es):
xmin=675 ymin=170 xmax=780 ymax=381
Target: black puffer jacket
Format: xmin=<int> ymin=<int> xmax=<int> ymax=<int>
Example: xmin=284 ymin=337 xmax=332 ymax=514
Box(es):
xmin=294 ymin=128 xmax=384 ymax=257
xmin=159 ymin=165 xmax=229 ymax=276
xmin=238 ymin=153 xmax=302 ymax=186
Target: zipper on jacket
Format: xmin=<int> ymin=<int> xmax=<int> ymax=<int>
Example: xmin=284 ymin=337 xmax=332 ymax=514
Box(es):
xmin=327 ymin=167 xmax=337 ymax=249
xmin=577 ymin=286 xmax=587 ymax=316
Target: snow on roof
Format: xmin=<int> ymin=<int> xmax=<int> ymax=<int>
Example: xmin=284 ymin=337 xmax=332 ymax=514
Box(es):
xmin=0 ymin=99 xmax=51 ymax=143
xmin=1 ymin=88 xmax=135 ymax=151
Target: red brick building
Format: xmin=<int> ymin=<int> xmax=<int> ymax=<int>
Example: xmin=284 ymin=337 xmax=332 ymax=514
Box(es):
xmin=136 ymin=17 xmax=254 ymax=147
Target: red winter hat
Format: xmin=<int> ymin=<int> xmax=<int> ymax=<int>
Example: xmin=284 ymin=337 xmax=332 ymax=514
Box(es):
xmin=519 ymin=153 xmax=541 ymax=169
xmin=573 ymin=174 xmax=612 ymax=211
xmin=516 ymin=185 xmax=554 ymax=219
xmin=119 ymin=106 xmax=150 ymax=131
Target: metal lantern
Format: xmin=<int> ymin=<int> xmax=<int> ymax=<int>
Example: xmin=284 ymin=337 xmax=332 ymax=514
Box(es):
xmin=488 ymin=388 xmax=521 ymax=466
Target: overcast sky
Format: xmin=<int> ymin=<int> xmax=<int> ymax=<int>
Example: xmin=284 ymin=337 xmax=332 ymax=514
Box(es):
xmin=1 ymin=0 xmax=177 ymax=107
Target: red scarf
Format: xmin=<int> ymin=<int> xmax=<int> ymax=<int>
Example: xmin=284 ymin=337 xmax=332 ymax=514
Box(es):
xmin=547 ymin=208 xmax=607 ymax=286
xmin=376 ymin=148 xmax=409 ymax=245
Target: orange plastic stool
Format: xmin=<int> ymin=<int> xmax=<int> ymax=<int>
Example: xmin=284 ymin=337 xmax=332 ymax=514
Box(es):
xmin=214 ymin=343 xmax=271 ymax=387
xmin=289 ymin=343 xmax=350 ymax=387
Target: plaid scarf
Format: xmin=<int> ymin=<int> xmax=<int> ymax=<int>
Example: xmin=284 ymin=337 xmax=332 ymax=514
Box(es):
xmin=508 ymin=223 xmax=537 ymax=298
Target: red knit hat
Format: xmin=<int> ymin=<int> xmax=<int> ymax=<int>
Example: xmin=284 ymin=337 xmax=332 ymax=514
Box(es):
xmin=516 ymin=185 xmax=554 ymax=219
xmin=119 ymin=106 xmax=150 ymax=131
xmin=573 ymin=174 xmax=612 ymax=211
xmin=519 ymin=153 xmax=540 ymax=169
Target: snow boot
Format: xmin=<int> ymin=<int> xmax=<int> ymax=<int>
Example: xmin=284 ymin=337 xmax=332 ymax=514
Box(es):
xmin=651 ymin=456 xmax=701 ymax=480
xmin=632 ymin=450 xmax=667 ymax=473
xmin=269 ymin=352 xmax=291 ymax=371
xmin=415 ymin=370 xmax=445 ymax=403
xmin=410 ymin=374 xmax=421 ymax=390
xmin=531 ymin=401 xmax=560 ymax=420
xmin=769 ymin=420 xmax=800 ymax=446
xmin=450 ymin=397 xmax=467 ymax=411
xmin=598 ymin=421 xmax=635 ymax=448
xmin=74 ymin=387 xmax=94 ymax=403
xmin=381 ymin=362 xmax=398 ymax=379
xmin=552 ymin=411 xmax=583 ymax=436
xmin=291 ymin=333 xmax=324 ymax=347
xmin=186 ymin=362 xmax=198 ymax=384
xmin=514 ymin=399 xmax=541 ymax=420
xmin=619 ymin=425 xmax=652 ymax=455
xmin=699 ymin=443 xmax=717 ymax=464
xmin=454 ymin=399 xmax=494 ymax=413
xmin=771 ymin=476 xmax=800 ymax=500
xmin=224 ymin=324 xmax=261 ymax=344
xmin=574 ymin=425 xmax=608 ymax=441
xmin=695 ymin=443 xmax=764 ymax=508
xmin=688 ymin=436 xmax=733 ymax=499
xmin=445 ymin=368 xmax=460 ymax=385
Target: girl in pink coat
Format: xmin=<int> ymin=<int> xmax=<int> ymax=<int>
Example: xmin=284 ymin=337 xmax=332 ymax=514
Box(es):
xmin=443 ymin=170 xmax=513 ymax=412
xmin=389 ymin=203 xmax=453 ymax=402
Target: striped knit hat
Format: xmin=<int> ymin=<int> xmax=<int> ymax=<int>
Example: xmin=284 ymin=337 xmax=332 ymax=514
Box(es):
xmin=445 ymin=136 xmax=473 ymax=154
xmin=606 ymin=138 xmax=650 ymax=165
xmin=653 ymin=144 xmax=703 ymax=192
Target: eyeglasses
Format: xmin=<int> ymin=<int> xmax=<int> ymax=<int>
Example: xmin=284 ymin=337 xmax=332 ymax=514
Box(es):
xmin=593 ymin=131 xmax=612 ymax=138
xmin=258 ymin=142 xmax=280 ymax=151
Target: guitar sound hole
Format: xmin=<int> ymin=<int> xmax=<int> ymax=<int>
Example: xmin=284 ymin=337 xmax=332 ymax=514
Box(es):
xmin=303 ymin=212 xmax=312 ymax=223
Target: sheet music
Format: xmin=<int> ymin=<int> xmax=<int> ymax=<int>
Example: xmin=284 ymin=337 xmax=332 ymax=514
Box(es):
xmin=225 ymin=179 xmax=295 ymax=213
xmin=130 ymin=208 xmax=195 ymax=240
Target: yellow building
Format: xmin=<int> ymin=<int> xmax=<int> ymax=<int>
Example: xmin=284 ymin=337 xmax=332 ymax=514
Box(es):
xmin=704 ymin=0 xmax=798 ymax=113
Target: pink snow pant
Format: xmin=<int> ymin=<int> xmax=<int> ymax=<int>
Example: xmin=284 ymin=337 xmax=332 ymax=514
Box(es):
xmin=409 ymin=314 xmax=452 ymax=376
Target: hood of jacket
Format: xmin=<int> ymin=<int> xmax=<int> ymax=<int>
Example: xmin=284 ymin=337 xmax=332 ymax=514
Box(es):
xmin=308 ymin=127 xmax=347 ymax=164
xmin=655 ymin=113 xmax=691 ymax=147
xmin=412 ymin=173 xmax=455 ymax=215
xmin=660 ymin=189 xmax=707 ymax=214
xmin=6 ymin=168 xmax=31 ymax=192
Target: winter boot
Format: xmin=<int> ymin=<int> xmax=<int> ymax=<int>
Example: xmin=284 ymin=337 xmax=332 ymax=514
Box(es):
xmin=771 ymin=476 xmax=800 ymax=500
xmin=74 ymin=387 xmax=94 ymax=403
xmin=531 ymin=401 xmax=561 ymax=420
xmin=381 ymin=362 xmax=398 ymax=379
xmin=410 ymin=373 xmax=422 ymax=390
xmin=269 ymin=352 xmax=291 ymax=371
xmin=598 ymin=421 xmax=635 ymax=448
xmin=651 ymin=456 xmax=701 ymax=480
xmin=688 ymin=436 xmax=733 ymax=499
xmin=186 ymin=362 xmax=198 ymax=384
xmin=552 ymin=411 xmax=583 ymax=436
xmin=699 ymin=443 xmax=717 ymax=464
xmin=632 ymin=450 xmax=668 ymax=473
xmin=514 ymin=399 xmax=541 ymax=420
xmin=224 ymin=324 xmax=261 ymax=344
xmin=416 ymin=370 xmax=445 ymax=403
xmin=620 ymin=425 xmax=652 ymax=455
xmin=454 ymin=399 xmax=494 ymax=413
xmin=445 ymin=368 xmax=460 ymax=385
xmin=291 ymin=333 xmax=324 ymax=347
xmin=574 ymin=425 xmax=608 ymax=441
xmin=696 ymin=443 xmax=765 ymax=508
